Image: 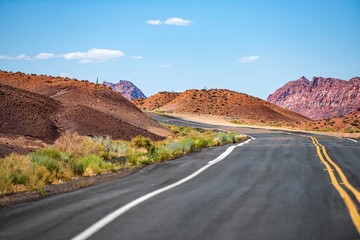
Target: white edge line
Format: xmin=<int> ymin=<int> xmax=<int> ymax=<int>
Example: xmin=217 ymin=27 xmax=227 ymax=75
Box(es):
xmin=347 ymin=138 xmax=357 ymax=143
xmin=70 ymin=135 xmax=254 ymax=240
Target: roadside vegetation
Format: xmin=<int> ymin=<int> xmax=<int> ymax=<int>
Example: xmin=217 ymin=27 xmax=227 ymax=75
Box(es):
xmin=0 ymin=125 xmax=246 ymax=195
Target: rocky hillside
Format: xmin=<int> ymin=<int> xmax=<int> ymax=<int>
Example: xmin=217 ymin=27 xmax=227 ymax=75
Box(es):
xmin=293 ymin=108 xmax=360 ymax=134
xmin=267 ymin=76 xmax=360 ymax=120
xmin=0 ymin=83 xmax=163 ymax=157
xmin=156 ymin=89 xmax=309 ymax=123
xmin=131 ymin=91 xmax=180 ymax=110
xmin=0 ymin=71 xmax=169 ymax=138
xmin=103 ymin=80 xmax=146 ymax=100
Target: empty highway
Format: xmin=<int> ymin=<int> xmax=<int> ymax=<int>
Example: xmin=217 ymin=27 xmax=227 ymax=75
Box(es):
xmin=0 ymin=115 xmax=359 ymax=240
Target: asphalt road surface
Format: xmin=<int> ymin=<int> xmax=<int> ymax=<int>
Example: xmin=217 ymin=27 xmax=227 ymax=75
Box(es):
xmin=0 ymin=114 xmax=359 ymax=240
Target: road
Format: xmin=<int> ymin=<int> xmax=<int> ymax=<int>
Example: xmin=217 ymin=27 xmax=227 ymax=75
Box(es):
xmin=0 ymin=114 xmax=359 ymax=240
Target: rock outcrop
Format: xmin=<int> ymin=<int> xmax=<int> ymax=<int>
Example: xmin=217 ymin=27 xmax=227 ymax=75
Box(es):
xmin=103 ymin=80 xmax=146 ymax=100
xmin=267 ymin=76 xmax=360 ymax=120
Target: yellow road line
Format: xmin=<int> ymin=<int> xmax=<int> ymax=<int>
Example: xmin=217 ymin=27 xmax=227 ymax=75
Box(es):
xmin=310 ymin=137 xmax=360 ymax=234
xmin=312 ymin=137 xmax=360 ymax=203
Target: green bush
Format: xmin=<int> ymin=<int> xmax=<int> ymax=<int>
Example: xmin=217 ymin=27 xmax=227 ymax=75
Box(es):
xmin=73 ymin=155 xmax=113 ymax=176
xmin=0 ymin=154 xmax=50 ymax=194
xmin=215 ymin=132 xmax=227 ymax=145
xmin=226 ymin=132 xmax=236 ymax=143
xmin=194 ymin=138 xmax=211 ymax=148
xmin=179 ymin=138 xmax=195 ymax=153
xmin=126 ymin=150 xmax=142 ymax=166
xmin=131 ymin=136 xmax=152 ymax=149
xmin=30 ymin=147 xmax=66 ymax=174
xmin=69 ymin=158 xmax=87 ymax=176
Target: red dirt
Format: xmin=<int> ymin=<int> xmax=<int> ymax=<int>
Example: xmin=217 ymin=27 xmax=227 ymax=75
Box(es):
xmin=131 ymin=91 xmax=180 ymax=110
xmin=0 ymin=71 xmax=169 ymax=138
xmin=158 ymin=89 xmax=309 ymax=123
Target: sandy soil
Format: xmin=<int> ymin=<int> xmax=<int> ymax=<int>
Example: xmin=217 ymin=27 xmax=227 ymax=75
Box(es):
xmin=164 ymin=113 xmax=360 ymax=139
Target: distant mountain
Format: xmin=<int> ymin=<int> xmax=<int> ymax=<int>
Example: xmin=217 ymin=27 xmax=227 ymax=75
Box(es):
xmin=131 ymin=91 xmax=180 ymax=110
xmin=103 ymin=80 xmax=146 ymax=100
xmin=267 ymin=76 xmax=360 ymax=120
xmin=143 ymin=89 xmax=309 ymax=123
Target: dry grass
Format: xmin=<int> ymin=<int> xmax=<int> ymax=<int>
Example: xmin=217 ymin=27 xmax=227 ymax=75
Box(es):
xmin=0 ymin=126 xmax=247 ymax=195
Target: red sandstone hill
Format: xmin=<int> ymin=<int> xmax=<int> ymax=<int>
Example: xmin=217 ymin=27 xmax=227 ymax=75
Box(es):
xmin=0 ymin=83 xmax=164 ymax=157
xmin=131 ymin=91 xmax=180 ymax=110
xmin=156 ymin=89 xmax=309 ymax=123
xmin=103 ymin=80 xmax=146 ymax=100
xmin=267 ymin=76 xmax=360 ymax=120
xmin=0 ymin=71 xmax=169 ymax=138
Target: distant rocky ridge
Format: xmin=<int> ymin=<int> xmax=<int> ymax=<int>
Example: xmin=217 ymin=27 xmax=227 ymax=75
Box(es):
xmin=267 ymin=76 xmax=360 ymax=120
xmin=103 ymin=80 xmax=146 ymax=100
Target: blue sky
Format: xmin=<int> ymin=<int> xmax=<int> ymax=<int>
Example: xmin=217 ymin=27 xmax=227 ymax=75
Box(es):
xmin=0 ymin=0 xmax=359 ymax=99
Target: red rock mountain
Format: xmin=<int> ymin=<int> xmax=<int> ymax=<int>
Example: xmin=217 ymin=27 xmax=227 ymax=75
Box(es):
xmin=267 ymin=76 xmax=360 ymax=120
xmin=150 ymin=89 xmax=309 ymax=123
xmin=103 ymin=80 xmax=146 ymax=100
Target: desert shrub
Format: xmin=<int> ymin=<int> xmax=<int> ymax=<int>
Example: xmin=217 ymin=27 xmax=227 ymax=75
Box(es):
xmin=30 ymin=147 xmax=66 ymax=174
xmin=194 ymin=138 xmax=212 ymax=148
xmin=55 ymin=132 xmax=104 ymax=158
xmin=166 ymin=141 xmax=183 ymax=156
xmin=137 ymin=156 xmax=153 ymax=166
xmin=126 ymin=150 xmax=143 ymax=166
xmin=344 ymin=127 xmax=360 ymax=133
xmin=179 ymin=138 xmax=195 ymax=153
xmin=226 ymin=132 xmax=236 ymax=143
xmin=235 ymin=135 xmax=247 ymax=142
xmin=93 ymin=135 xmax=118 ymax=159
xmin=153 ymin=146 xmax=171 ymax=162
xmin=0 ymin=154 xmax=50 ymax=194
xmin=214 ymin=132 xmax=227 ymax=145
xmin=69 ymin=158 xmax=87 ymax=176
xmin=131 ymin=136 xmax=152 ymax=150
xmin=70 ymin=155 xmax=113 ymax=176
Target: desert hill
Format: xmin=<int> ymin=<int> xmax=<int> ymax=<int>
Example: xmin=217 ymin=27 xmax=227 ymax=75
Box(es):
xmin=155 ymin=89 xmax=309 ymax=123
xmin=103 ymin=80 xmax=146 ymax=100
xmin=0 ymin=83 xmax=163 ymax=157
xmin=267 ymin=76 xmax=360 ymax=120
xmin=131 ymin=91 xmax=180 ymax=110
xmin=293 ymin=108 xmax=360 ymax=133
xmin=0 ymin=71 xmax=169 ymax=138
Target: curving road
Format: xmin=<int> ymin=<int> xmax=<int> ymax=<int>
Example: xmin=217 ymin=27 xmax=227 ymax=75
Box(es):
xmin=0 ymin=114 xmax=359 ymax=240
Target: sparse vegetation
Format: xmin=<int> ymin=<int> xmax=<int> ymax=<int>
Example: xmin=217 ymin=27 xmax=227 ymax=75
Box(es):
xmin=0 ymin=125 xmax=247 ymax=195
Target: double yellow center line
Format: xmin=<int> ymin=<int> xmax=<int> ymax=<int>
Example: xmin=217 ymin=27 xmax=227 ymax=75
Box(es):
xmin=310 ymin=136 xmax=360 ymax=234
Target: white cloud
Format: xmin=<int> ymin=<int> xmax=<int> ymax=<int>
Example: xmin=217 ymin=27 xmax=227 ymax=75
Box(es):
xmin=164 ymin=17 xmax=191 ymax=26
xmin=35 ymin=52 xmax=56 ymax=59
xmin=237 ymin=56 xmax=260 ymax=63
xmin=130 ymin=56 xmax=143 ymax=60
xmin=63 ymin=48 xmax=125 ymax=63
xmin=0 ymin=54 xmax=32 ymax=60
xmin=147 ymin=19 xmax=162 ymax=25
xmin=0 ymin=48 xmax=125 ymax=63
xmin=160 ymin=64 xmax=170 ymax=68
